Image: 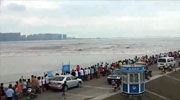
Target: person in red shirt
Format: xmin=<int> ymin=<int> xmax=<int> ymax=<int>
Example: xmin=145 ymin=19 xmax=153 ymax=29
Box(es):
xmin=99 ymin=65 xmax=103 ymax=74
xmin=76 ymin=65 xmax=80 ymax=76
xmin=16 ymin=81 xmax=22 ymax=93
xmin=76 ymin=65 xmax=80 ymax=72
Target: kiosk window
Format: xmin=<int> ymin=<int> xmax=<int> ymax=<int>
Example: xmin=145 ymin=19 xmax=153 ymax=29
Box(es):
xmin=122 ymin=72 xmax=127 ymax=82
xmin=140 ymin=73 xmax=145 ymax=82
xmin=130 ymin=73 xmax=138 ymax=82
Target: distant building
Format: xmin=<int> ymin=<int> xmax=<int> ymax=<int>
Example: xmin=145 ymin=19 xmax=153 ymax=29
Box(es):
xmin=62 ymin=34 xmax=67 ymax=39
xmin=0 ymin=32 xmax=21 ymax=41
xmin=0 ymin=32 xmax=68 ymax=41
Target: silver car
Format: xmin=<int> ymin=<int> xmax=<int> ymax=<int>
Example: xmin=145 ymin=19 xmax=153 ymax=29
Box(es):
xmin=107 ymin=69 xmax=122 ymax=84
xmin=49 ymin=74 xmax=83 ymax=90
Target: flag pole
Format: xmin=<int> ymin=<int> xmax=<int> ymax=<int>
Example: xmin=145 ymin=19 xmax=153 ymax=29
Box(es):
xmin=69 ymin=60 xmax=70 ymax=74
xmin=62 ymin=62 xmax=63 ymax=75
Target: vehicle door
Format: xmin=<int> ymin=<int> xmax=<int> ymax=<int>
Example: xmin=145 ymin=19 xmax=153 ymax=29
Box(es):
xmin=70 ymin=76 xmax=78 ymax=87
xmin=167 ymin=58 xmax=171 ymax=67
xmin=66 ymin=76 xmax=72 ymax=88
xmin=171 ymin=58 xmax=175 ymax=64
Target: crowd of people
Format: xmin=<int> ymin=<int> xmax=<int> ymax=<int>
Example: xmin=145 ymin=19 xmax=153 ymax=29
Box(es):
xmin=0 ymin=75 xmax=50 ymax=100
xmin=0 ymin=50 xmax=179 ymax=100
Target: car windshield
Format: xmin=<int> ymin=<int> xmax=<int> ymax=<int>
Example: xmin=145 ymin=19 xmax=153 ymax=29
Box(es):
xmin=158 ymin=59 xmax=166 ymax=62
xmin=52 ymin=77 xmax=64 ymax=81
xmin=112 ymin=70 xmax=122 ymax=75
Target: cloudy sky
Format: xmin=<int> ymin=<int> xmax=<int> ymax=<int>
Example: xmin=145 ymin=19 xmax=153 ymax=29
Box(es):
xmin=0 ymin=0 xmax=180 ymax=38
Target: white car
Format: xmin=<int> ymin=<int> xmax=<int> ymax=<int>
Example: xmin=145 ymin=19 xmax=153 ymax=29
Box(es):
xmin=157 ymin=57 xmax=176 ymax=68
xmin=49 ymin=74 xmax=83 ymax=90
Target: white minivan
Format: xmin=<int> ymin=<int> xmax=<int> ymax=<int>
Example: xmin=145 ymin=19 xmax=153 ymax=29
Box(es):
xmin=157 ymin=57 xmax=176 ymax=68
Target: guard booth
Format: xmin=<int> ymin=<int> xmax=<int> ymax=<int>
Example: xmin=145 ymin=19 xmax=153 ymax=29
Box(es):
xmin=120 ymin=65 xmax=146 ymax=95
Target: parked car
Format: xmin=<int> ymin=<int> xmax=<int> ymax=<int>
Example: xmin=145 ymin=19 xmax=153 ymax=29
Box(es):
xmin=157 ymin=57 xmax=176 ymax=69
xmin=107 ymin=69 xmax=122 ymax=84
xmin=49 ymin=74 xmax=83 ymax=90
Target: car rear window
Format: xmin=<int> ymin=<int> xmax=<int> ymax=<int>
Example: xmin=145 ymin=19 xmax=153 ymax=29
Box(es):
xmin=53 ymin=77 xmax=64 ymax=81
xmin=158 ymin=59 xmax=166 ymax=62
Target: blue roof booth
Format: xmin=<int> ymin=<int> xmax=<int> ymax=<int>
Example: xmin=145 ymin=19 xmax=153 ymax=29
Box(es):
xmin=120 ymin=65 xmax=146 ymax=95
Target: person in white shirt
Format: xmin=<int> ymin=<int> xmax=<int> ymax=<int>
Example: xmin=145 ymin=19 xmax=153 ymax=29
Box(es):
xmin=80 ymin=68 xmax=84 ymax=81
xmin=45 ymin=75 xmax=49 ymax=90
xmin=22 ymin=79 xmax=27 ymax=96
xmin=75 ymin=70 xmax=79 ymax=78
xmin=88 ymin=68 xmax=91 ymax=80
xmin=84 ymin=68 xmax=88 ymax=81
xmin=37 ymin=77 xmax=42 ymax=93
xmin=42 ymin=77 xmax=45 ymax=91
xmin=6 ymin=84 xmax=14 ymax=100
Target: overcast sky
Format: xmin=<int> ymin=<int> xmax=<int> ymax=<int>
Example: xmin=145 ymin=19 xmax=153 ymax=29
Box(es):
xmin=0 ymin=0 xmax=180 ymax=38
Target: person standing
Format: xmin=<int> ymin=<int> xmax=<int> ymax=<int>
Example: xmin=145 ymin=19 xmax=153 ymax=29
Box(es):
xmin=37 ymin=77 xmax=42 ymax=93
xmin=76 ymin=65 xmax=80 ymax=76
xmin=14 ymin=85 xmax=19 ymax=100
xmin=45 ymin=74 xmax=49 ymax=90
xmin=6 ymin=84 xmax=14 ymax=100
xmin=84 ymin=68 xmax=88 ymax=81
xmin=174 ymin=64 xmax=177 ymax=72
xmin=71 ymin=69 xmax=76 ymax=77
xmin=31 ymin=75 xmax=36 ymax=92
xmin=111 ymin=80 xmax=117 ymax=92
xmin=60 ymin=81 xmax=67 ymax=99
xmin=75 ymin=70 xmax=79 ymax=78
xmin=42 ymin=77 xmax=45 ymax=92
xmin=22 ymin=79 xmax=27 ymax=96
xmin=0 ymin=83 xmax=6 ymax=100
xmin=80 ymin=68 xmax=84 ymax=81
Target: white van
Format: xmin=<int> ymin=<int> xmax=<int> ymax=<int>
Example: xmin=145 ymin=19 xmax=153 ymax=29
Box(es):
xmin=157 ymin=57 xmax=176 ymax=68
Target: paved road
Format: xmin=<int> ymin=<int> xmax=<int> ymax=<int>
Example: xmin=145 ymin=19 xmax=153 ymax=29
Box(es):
xmin=25 ymin=58 xmax=180 ymax=100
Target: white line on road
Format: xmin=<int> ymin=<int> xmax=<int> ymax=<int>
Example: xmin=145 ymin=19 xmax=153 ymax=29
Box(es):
xmin=146 ymin=89 xmax=171 ymax=100
xmin=164 ymin=74 xmax=180 ymax=82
